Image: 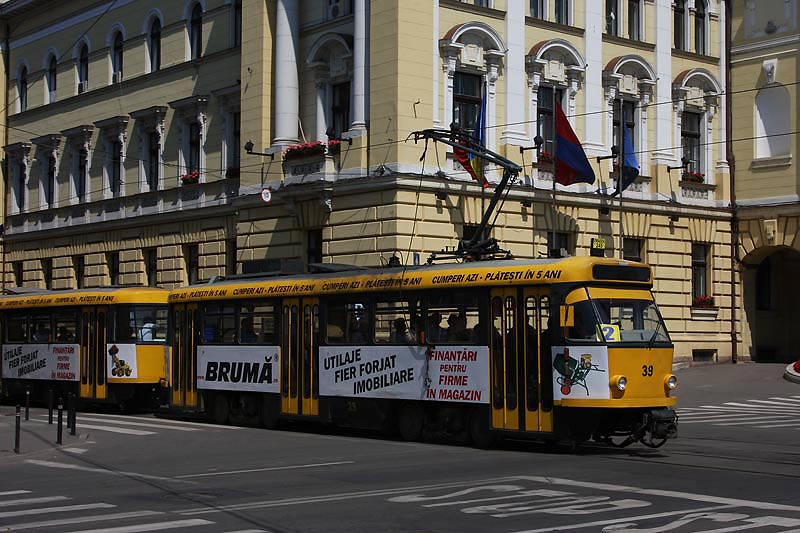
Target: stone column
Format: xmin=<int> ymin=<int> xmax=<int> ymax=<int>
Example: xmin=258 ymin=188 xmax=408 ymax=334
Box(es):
xmin=350 ymin=0 xmax=367 ymax=134
xmin=582 ymin=0 xmax=605 ymax=155
xmin=654 ymin=0 xmax=674 ymax=164
xmin=273 ymin=0 xmax=299 ymax=146
xmin=501 ymin=0 xmax=528 ymax=145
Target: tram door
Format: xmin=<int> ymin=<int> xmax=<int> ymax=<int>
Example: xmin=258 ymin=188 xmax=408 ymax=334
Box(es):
xmin=281 ymin=298 xmax=319 ymax=417
xmin=79 ymin=307 xmax=107 ymax=400
xmin=489 ymin=288 xmax=554 ymax=433
xmin=171 ymin=303 xmax=198 ymax=408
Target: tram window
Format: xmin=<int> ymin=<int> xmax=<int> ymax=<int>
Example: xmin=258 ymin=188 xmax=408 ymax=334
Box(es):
xmin=425 ymin=293 xmax=480 ymax=345
xmin=55 ymin=314 xmax=78 ymax=342
xmin=110 ymin=305 xmax=168 ymax=343
xmin=565 ymin=300 xmax=599 ymax=341
xmin=374 ymin=298 xmax=421 ymax=344
xmin=6 ymin=315 xmax=28 ymax=343
xmin=239 ymin=302 xmax=276 ymax=344
xmin=201 ymin=304 xmax=236 ymax=344
xmin=326 ymin=299 xmax=369 ymax=344
xmin=29 ymin=314 xmax=53 ymax=343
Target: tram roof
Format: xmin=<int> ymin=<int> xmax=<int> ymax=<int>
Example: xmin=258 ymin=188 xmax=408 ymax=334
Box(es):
xmin=0 ymin=286 xmax=170 ymax=309
xmin=169 ymin=256 xmax=652 ymax=302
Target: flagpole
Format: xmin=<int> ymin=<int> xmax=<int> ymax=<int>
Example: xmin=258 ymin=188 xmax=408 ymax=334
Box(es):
xmin=551 ymin=88 xmax=557 ymax=258
xmin=618 ymin=97 xmax=625 ymax=259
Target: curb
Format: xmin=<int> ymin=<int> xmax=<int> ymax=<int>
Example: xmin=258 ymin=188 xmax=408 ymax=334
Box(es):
xmin=784 ymin=363 xmax=800 ymax=384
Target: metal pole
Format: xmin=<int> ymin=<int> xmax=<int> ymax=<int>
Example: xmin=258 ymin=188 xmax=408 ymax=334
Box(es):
xmin=551 ymin=88 xmax=558 ymax=257
xmin=56 ymin=397 xmax=63 ymax=445
xmin=25 ymin=387 xmax=30 ymax=421
xmin=14 ymin=405 xmax=21 ymax=453
xmin=618 ymin=98 xmax=625 ymax=258
xmin=69 ymin=393 xmax=76 ymax=436
xmin=48 ymin=389 xmax=53 ymax=424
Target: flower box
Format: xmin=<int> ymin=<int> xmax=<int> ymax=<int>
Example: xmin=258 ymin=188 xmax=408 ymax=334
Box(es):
xmin=326 ymin=139 xmax=342 ymax=156
xmin=181 ymin=170 xmax=200 ymax=185
xmin=284 ymin=141 xmax=325 ymax=161
xmin=537 ymin=151 xmax=553 ymax=164
xmin=693 ymin=294 xmax=715 ymax=308
xmin=681 ymin=171 xmax=705 ymax=184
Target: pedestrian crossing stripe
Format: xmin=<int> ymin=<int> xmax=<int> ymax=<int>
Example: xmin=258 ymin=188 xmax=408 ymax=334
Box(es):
xmin=677 ymin=396 xmax=800 ymax=428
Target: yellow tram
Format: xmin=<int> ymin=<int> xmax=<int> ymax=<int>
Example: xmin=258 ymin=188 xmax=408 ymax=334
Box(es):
xmin=168 ymin=256 xmax=678 ymax=448
xmin=0 ymin=287 xmax=170 ymax=409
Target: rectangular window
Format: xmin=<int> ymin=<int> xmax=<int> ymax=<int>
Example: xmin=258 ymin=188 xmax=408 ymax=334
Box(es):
xmin=233 ymin=0 xmax=242 ymax=48
xmin=144 ymin=248 xmax=158 ymax=287
xmin=200 ymin=303 xmax=236 ymax=344
xmin=453 ymin=72 xmax=482 ymax=133
xmin=231 ymin=112 xmax=241 ymax=171
xmin=555 ymin=0 xmax=568 ymax=24
xmin=107 ymin=252 xmax=120 ymax=285
xmin=109 ymin=139 xmax=122 ymax=196
xmin=307 ymin=229 xmax=322 ymax=265
xmin=77 ymin=148 xmax=87 ymax=202
xmin=695 ymin=1 xmax=707 ymax=54
xmin=226 ymin=238 xmax=238 ymax=276
xmin=13 ymin=261 xmax=23 ymax=287
xmin=530 ymin=0 xmax=544 ymax=18
xmin=674 ymin=0 xmax=686 ymax=50
xmin=185 ymin=244 xmax=199 ymax=284
xmin=691 ymin=243 xmax=709 ymax=301
xmin=6 ymin=315 xmax=28 ymax=343
xmin=239 ymin=302 xmax=277 ymax=344
xmin=426 ymin=293 xmax=480 ymax=345
xmin=188 ymin=122 xmax=200 ymax=174
xmin=46 ymin=155 xmax=56 ymax=208
xmin=331 ymin=82 xmax=350 ymax=140
xmin=623 ymin=238 xmax=643 ymax=263
xmin=537 ymin=87 xmax=564 ymax=158
xmin=547 ymin=232 xmax=571 ymax=258
xmin=30 ymin=313 xmax=52 ymax=343
xmin=110 ymin=305 xmax=168 ymax=343
xmin=42 ymin=258 xmax=52 ymax=290
xmin=628 ymin=0 xmax=641 ymax=40
xmin=147 ymin=131 xmax=159 ymax=191
xmin=606 ymin=0 xmax=619 ymax=36
xmin=73 ymin=255 xmax=84 ymax=289
xmin=326 ymin=299 xmax=370 ymax=344
xmin=682 ymin=112 xmax=702 ymax=175
xmin=14 ymin=162 xmax=26 ymax=212
xmin=374 ymin=297 xmax=422 ymax=344
xmin=55 ymin=312 xmax=78 ymax=342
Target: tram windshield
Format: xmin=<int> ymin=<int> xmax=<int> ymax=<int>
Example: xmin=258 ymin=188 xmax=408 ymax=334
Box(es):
xmin=565 ymin=289 xmax=670 ymax=345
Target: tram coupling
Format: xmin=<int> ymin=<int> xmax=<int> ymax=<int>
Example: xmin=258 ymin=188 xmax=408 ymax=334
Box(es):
xmin=642 ymin=408 xmax=678 ymax=444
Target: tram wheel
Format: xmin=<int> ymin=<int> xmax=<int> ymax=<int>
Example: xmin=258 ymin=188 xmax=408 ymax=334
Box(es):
xmin=259 ymin=396 xmax=279 ymax=429
xmin=468 ymin=407 xmax=494 ymax=449
xmin=211 ymin=394 xmax=230 ymax=425
xmin=397 ymin=403 xmax=424 ymax=442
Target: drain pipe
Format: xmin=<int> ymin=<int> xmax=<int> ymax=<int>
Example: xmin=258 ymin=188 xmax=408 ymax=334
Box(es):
xmin=725 ymin=1 xmax=738 ymax=364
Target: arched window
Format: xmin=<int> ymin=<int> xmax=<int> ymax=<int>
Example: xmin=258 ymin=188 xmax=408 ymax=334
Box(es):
xmin=18 ymin=66 xmax=28 ymax=112
xmin=78 ymin=44 xmax=89 ymax=93
xmin=674 ymin=0 xmax=686 ymax=50
xmin=112 ymin=32 xmax=124 ymax=83
xmin=190 ymin=3 xmax=203 ymax=60
xmin=47 ymin=56 xmax=58 ymax=103
xmin=694 ymin=0 xmax=707 ymax=55
xmin=149 ymin=18 xmax=161 ymax=72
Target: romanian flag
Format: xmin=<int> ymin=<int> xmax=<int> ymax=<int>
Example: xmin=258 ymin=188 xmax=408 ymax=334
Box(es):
xmin=453 ymin=94 xmax=490 ymax=189
xmin=614 ymin=112 xmax=640 ymax=195
xmin=554 ymin=105 xmax=595 ymax=186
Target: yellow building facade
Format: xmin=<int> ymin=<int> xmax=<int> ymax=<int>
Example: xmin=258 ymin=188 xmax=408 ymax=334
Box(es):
xmin=0 ymin=0 xmax=739 ymax=364
xmin=729 ymin=0 xmax=799 ymax=363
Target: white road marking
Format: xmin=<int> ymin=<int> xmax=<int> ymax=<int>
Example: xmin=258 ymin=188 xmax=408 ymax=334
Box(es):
xmin=25 ymin=460 xmax=193 ymax=484
xmin=63 ymin=448 xmax=89 ymax=454
xmin=0 ymin=495 xmax=69 ymax=507
xmin=680 ymin=415 xmax=793 ymax=424
xmin=0 ymin=490 xmax=31 ymax=496
xmin=3 ymin=510 xmax=164 ymax=531
xmin=177 ymin=461 xmax=354 ymax=478
xmin=218 ymin=530 xmax=272 ymax=533
xmin=716 ymin=418 xmax=799 ymax=426
xmin=65 ymin=416 xmax=201 ymax=432
xmin=29 ymin=418 xmax=154 ymax=435
xmin=769 ymin=397 xmax=800 ymax=403
xmin=747 ymin=399 xmax=800 ymax=406
xmin=720 ymin=402 xmax=799 ymax=412
xmin=66 ymin=518 xmax=214 ymax=533
xmin=0 ymin=503 xmax=115 ymax=519
xmin=80 ymin=412 xmax=242 ymax=429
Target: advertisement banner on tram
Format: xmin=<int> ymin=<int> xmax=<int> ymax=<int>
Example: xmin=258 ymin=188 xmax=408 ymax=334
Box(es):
xmin=196 ymin=346 xmax=280 ymax=392
xmin=106 ymin=344 xmax=138 ymax=379
xmin=319 ymin=345 xmax=489 ymax=403
xmin=551 ymin=345 xmax=609 ymax=399
xmin=1 ymin=343 xmax=79 ymax=381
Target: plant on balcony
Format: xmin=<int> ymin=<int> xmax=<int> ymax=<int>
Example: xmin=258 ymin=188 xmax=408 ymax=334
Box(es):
xmin=793 ymin=359 xmax=800 ymax=373
xmin=681 ymin=170 xmax=705 ymax=183
xmin=181 ymin=170 xmax=200 ymax=184
xmin=326 ymin=139 xmax=342 ymax=155
xmin=284 ymin=141 xmax=325 ymax=161
xmin=537 ymin=151 xmax=553 ymax=164
xmin=225 ymin=166 xmax=240 ymax=179
xmin=692 ymin=294 xmax=715 ymax=308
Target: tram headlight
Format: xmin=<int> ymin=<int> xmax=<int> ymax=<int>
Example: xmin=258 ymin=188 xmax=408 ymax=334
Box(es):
xmin=612 ymin=375 xmax=627 ymax=391
xmin=664 ymin=374 xmax=678 ymax=391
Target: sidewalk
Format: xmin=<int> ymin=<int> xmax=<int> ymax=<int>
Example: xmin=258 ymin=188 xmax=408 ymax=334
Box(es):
xmin=0 ymin=405 xmax=83 ymax=459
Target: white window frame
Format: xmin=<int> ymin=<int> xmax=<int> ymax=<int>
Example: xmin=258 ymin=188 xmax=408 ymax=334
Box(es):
xmin=168 ymin=96 xmax=208 ymax=184
xmin=61 ymin=126 xmax=94 ymax=205
xmin=94 ymin=116 xmax=128 ymax=199
xmin=6 ymin=143 xmax=30 ymax=214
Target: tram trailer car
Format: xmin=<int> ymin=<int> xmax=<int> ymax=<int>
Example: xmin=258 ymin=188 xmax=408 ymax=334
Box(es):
xmin=168 ymin=256 xmax=678 ymax=448
xmin=0 ymin=288 xmax=170 ymax=409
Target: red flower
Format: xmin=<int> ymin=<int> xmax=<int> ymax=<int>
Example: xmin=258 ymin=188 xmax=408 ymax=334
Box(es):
xmin=181 ymin=170 xmax=200 ymax=184
xmin=538 ymin=151 xmax=553 ymax=163
xmin=793 ymin=360 xmax=800 ymax=373
xmin=693 ymin=294 xmax=715 ymax=308
xmin=284 ymin=141 xmax=325 ymax=161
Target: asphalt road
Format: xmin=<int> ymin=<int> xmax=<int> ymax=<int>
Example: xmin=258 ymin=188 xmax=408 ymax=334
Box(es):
xmin=1 ymin=362 xmax=799 ymax=532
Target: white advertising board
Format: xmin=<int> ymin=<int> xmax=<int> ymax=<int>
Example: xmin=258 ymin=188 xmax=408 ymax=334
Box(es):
xmin=319 ymin=345 xmax=489 ymax=403
xmin=107 ymin=344 xmax=138 ymax=379
xmin=551 ymin=345 xmax=609 ymax=400
xmin=196 ymin=345 xmax=280 ymax=392
xmin=2 ymin=344 xmax=79 ymax=381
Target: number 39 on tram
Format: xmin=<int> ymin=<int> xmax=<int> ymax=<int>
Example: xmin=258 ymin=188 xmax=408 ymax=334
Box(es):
xmin=167 ymin=256 xmax=678 ymax=448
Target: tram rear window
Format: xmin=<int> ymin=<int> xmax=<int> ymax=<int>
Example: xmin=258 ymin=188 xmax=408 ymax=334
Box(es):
xmin=593 ymin=265 xmax=650 ymax=282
